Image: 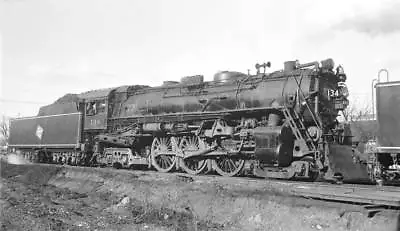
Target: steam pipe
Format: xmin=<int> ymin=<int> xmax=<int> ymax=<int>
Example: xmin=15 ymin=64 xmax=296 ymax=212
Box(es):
xmin=314 ymin=77 xmax=320 ymax=124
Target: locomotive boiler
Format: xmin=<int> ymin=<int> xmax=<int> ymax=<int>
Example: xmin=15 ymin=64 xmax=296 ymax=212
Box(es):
xmin=8 ymin=58 xmax=368 ymax=181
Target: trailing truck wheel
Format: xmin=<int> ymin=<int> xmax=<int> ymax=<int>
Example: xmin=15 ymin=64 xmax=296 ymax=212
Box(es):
xmin=151 ymin=137 xmax=176 ymax=173
xmin=213 ymin=157 xmax=245 ymax=177
xmin=179 ymin=136 xmax=207 ymax=175
xmin=300 ymin=156 xmax=320 ymax=181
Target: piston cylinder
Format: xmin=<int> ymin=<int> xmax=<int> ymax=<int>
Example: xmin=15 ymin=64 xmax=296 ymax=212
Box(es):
xmin=254 ymin=126 xmax=294 ymax=167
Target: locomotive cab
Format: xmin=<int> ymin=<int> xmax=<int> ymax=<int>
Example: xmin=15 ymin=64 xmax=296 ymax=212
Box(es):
xmin=78 ymin=88 xmax=116 ymax=131
xmin=83 ymin=98 xmax=109 ymax=130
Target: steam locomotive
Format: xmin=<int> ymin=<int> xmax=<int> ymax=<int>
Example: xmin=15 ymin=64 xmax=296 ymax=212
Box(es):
xmin=9 ymin=59 xmax=368 ymax=181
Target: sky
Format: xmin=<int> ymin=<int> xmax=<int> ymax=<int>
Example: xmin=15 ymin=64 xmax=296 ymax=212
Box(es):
xmin=1 ymin=0 xmax=399 ymax=117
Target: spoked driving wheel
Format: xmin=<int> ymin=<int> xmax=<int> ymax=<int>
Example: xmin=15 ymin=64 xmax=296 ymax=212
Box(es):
xmin=179 ymin=136 xmax=208 ymax=175
xmin=151 ymin=137 xmax=176 ymax=173
xmin=213 ymin=157 xmax=245 ymax=177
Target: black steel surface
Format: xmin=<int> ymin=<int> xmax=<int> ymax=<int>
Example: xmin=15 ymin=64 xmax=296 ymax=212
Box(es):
xmin=9 ymin=113 xmax=81 ymax=148
xmin=376 ymin=81 xmax=400 ymax=147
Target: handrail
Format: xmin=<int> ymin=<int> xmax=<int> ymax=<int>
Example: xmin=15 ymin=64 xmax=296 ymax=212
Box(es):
xmin=372 ymin=69 xmax=389 ymax=119
xmin=292 ymin=73 xmax=321 ymax=129
xmin=371 ymin=78 xmax=378 ymax=120
xmin=378 ymin=69 xmax=389 ymax=83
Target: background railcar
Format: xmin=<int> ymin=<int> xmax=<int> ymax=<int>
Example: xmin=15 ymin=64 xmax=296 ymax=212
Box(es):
xmin=366 ymin=80 xmax=400 ymax=184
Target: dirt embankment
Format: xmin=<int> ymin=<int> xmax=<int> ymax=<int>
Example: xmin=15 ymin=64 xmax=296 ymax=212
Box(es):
xmin=1 ymin=161 xmax=399 ymax=231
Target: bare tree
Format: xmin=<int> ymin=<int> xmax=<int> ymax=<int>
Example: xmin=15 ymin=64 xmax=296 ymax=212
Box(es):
xmin=0 ymin=115 xmax=9 ymax=146
xmin=342 ymin=101 xmax=377 ymax=144
xmin=342 ymin=101 xmax=372 ymax=122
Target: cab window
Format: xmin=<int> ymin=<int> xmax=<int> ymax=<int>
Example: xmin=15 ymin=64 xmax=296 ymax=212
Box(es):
xmin=86 ymin=100 xmax=106 ymax=115
xmin=96 ymin=100 xmax=106 ymax=113
xmin=86 ymin=102 xmax=96 ymax=115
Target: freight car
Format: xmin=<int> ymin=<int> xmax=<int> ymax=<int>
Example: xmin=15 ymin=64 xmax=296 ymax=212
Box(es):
xmin=8 ymin=59 xmax=369 ymax=182
xmin=366 ymin=80 xmax=400 ymax=184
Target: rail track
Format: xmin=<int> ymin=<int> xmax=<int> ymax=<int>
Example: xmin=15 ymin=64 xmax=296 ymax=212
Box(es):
xmin=3 ymin=152 xmax=399 ymax=213
xmin=14 ymin=158 xmax=399 ymax=213
xmin=3 ymin=158 xmax=399 ymax=231
xmin=187 ymin=174 xmax=400 ymax=208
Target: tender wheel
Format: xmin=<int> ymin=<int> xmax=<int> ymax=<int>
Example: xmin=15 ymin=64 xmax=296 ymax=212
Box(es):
xmin=213 ymin=157 xmax=245 ymax=177
xmin=151 ymin=137 xmax=176 ymax=173
xmin=179 ymin=136 xmax=207 ymax=175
